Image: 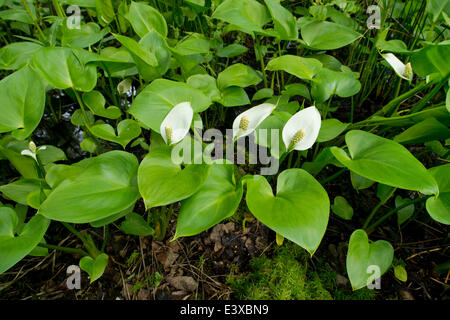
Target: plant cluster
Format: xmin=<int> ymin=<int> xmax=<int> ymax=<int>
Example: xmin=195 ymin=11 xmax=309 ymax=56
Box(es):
xmin=0 ymin=0 xmax=449 ymax=292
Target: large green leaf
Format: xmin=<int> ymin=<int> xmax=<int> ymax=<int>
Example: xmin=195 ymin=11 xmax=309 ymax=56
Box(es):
xmin=134 ymin=31 xmax=171 ymax=81
xmin=393 ymin=117 xmax=450 ymax=145
xmin=129 ymin=79 xmax=211 ymax=132
xmin=411 ymin=45 xmax=450 ymax=78
xmin=0 ymin=179 xmax=41 ymax=205
xmin=266 ymin=55 xmax=322 ymax=81
xmin=138 ymin=144 xmax=211 ymax=209
xmin=300 ymin=20 xmax=362 ymax=50
xmin=94 ymin=0 xmax=114 ymax=26
xmin=211 ymin=0 xmax=270 ymax=34
xmin=245 ymin=169 xmax=330 ymax=254
xmin=39 ymin=151 xmax=140 ymax=223
xmin=217 ymin=63 xmax=261 ymax=90
xmin=331 ymin=130 xmax=439 ymax=195
xmin=0 ymin=210 xmax=49 ymax=274
xmin=0 ymin=66 xmax=45 ymax=139
xmin=61 ymin=22 xmax=109 ymax=48
xmin=426 ymin=164 xmax=450 ymax=225
xmin=174 ymin=163 xmax=243 ymax=239
xmin=126 ymin=1 xmax=167 ymax=38
xmin=346 ymin=229 xmax=393 ymax=290
xmin=264 ymin=0 xmax=297 ymax=40
xmin=0 ymin=42 xmax=42 ymax=70
xmin=311 ymin=68 xmax=361 ymax=102
xmin=32 ymin=47 xmax=97 ymax=92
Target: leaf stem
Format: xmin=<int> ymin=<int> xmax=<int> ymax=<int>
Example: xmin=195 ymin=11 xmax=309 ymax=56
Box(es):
xmin=37 ymin=243 xmax=89 ymax=256
xmin=366 ymin=196 xmax=430 ymax=233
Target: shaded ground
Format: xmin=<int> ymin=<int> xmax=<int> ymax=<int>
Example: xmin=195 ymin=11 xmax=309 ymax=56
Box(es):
xmin=0 ymin=194 xmax=448 ymax=300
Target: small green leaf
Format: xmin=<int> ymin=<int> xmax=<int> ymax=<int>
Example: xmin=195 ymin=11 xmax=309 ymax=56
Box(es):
xmin=394 ymin=265 xmax=408 ymax=282
xmin=79 ymin=253 xmax=108 ymax=283
xmin=121 ymin=213 xmax=155 ymax=236
xmin=331 ymin=196 xmax=354 ymax=220
xmin=426 ymin=164 xmax=450 ymax=225
xmin=346 ymin=229 xmax=394 ymax=290
xmin=82 ymin=91 xmax=121 ymax=119
xmin=90 ymin=119 xmax=142 ymax=149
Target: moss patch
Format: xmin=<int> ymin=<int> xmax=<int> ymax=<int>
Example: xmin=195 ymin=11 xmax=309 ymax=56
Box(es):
xmin=227 ymin=243 xmax=332 ymax=300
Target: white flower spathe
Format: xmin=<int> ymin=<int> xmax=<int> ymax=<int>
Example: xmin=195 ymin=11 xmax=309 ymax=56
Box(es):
xmin=282 ymin=106 xmax=322 ymax=152
xmin=160 ymin=101 xmax=194 ymax=145
xmin=382 ymin=53 xmax=413 ymax=81
xmin=232 ymin=103 xmax=276 ymax=140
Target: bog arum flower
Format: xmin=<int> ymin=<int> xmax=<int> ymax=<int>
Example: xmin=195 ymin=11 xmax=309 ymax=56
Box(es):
xmin=160 ymin=102 xmax=194 ymax=145
xmin=232 ymin=103 xmax=276 ymax=140
xmin=21 ymin=141 xmax=47 ymax=161
xmin=282 ymin=106 xmax=322 ymax=152
xmin=381 ymin=53 xmax=413 ymax=81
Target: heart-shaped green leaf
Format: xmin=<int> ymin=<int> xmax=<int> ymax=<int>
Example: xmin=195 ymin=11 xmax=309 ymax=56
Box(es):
xmin=32 ymin=47 xmax=97 ymax=92
xmin=82 ymin=90 xmax=121 ymax=119
xmin=0 ymin=41 xmax=42 ymax=70
xmin=426 ymin=164 xmax=450 ymax=225
xmin=79 ymin=253 xmax=108 ymax=283
xmin=135 ymin=31 xmax=171 ymax=81
xmin=311 ymin=68 xmax=361 ymax=102
xmin=211 ymin=0 xmax=270 ymax=35
xmin=39 ymin=151 xmax=140 ymax=223
xmin=346 ymin=229 xmax=393 ymax=290
xmin=317 ymin=119 xmax=349 ymax=142
xmin=264 ymin=0 xmax=297 ymax=40
xmin=217 ymin=64 xmax=262 ymax=90
xmin=411 ymin=44 xmax=450 ymax=78
xmin=246 ymin=169 xmax=330 ymax=254
xmin=300 ymin=20 xmax=362 ymax=50
xmin=174 ymin=163 xmax=243 ymax=239
xmin=0 ymin=66 xmax=45 ymax=139
xmin=125 ymin=1 xmax=167 ymax=38
xmin=138 ymin=144 xmax=211 ymax=209
xmin=0 ymin=212 xmax=49 ymax=274
xmin=90 ymin=119 xmax=141 ymax=149
xmin=331 ymin=130 xmax=439 ymax=195
xmin=266 ymin=55 xmax=322 ymax=81
xmin=0 ymin=179 xmax=41 ymax=205
xmin=129 ymin=79 xmax=211 ymax=132
xmin=61 ymin=22 xmax=109 ymax=48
